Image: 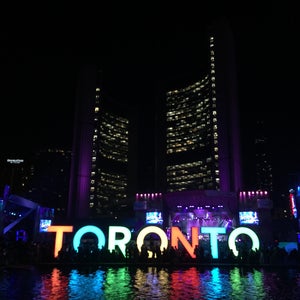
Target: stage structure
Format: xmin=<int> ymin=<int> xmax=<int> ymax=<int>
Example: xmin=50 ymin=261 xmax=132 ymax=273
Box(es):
xmin=0 ymin=185 xmax=54 ymax=241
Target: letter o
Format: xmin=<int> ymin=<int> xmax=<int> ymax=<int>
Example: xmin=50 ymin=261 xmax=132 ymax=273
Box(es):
xmin=136 ymin=226 xmax=168 ymax=258
xmin=228 ymin=226 xmax=260 ymax=257
xmin=73 ymin=225 xmax=106 ymax=252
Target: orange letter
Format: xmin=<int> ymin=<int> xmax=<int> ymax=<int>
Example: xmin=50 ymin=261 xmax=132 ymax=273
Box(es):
xmin=47 ymin=226 xmax=73 ymax=258
xmin=171 ymin=226 xmax=199 ymax=258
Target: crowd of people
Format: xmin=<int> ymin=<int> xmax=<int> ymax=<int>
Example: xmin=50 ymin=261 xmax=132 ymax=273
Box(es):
xmin=1 ymin=237 xmax=300 ymax=267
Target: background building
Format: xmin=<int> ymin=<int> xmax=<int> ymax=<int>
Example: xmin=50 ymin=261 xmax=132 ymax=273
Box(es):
xmin=25 ymin=148 xmax=71 ymax=221
xmin=0 ymin=149 xmax=70 ymax=221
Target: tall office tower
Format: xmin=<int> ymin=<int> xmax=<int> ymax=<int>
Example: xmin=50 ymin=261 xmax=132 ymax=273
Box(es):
xmin=67 ymin=65 xmax=135 ymax=221
xmin=89 ymin=87 xmax=130 ymax=217
xmin=158 ymin=19 xmax=242 ymax=195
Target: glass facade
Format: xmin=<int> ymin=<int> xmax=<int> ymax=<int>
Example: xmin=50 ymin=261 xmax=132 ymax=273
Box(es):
xmin=166 ymin=36 xmax=220 ymax=192
xmin=89 ymin=87 xmax=129 ymax=216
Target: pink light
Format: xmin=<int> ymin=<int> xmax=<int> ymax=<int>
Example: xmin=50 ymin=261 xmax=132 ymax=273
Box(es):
xmin=289 ymin=193 xmax=298 ymax=218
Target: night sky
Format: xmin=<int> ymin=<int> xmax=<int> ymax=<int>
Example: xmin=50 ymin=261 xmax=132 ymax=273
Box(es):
xmin=0 ymin=3 xmax=299 ymax=191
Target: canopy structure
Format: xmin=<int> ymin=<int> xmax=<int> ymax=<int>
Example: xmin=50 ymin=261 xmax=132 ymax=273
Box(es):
xmin=0 ymin=185 xmax=54 ymax=240
xmin=2 ymin=194 xmax=39 ymax=235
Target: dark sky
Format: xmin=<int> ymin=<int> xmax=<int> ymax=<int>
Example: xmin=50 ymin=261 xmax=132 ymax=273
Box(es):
xmin=0 ymin=3 xmax=299 ymax=189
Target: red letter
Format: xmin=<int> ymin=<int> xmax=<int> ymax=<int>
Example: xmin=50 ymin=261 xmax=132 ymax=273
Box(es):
xmin=171 ymin=226 xmax=199 ymax=258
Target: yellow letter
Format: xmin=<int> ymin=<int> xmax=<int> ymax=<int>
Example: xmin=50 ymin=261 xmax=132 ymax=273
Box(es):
xmin=136 ymin=226 xmax=168 ymax=258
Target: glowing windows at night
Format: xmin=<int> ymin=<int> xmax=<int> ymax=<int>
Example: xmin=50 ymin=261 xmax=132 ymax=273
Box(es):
xmin=165 ymin=35 xmax=220 ymax=192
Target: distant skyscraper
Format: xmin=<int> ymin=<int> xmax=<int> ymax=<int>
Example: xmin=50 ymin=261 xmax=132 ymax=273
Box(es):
xmin=25 ymin=148 xmax=71 ymax=220
xmin=0 ymin=158 xmax=28 ymax=196
xmin=254 ymin=119 xmax=273 ymax=192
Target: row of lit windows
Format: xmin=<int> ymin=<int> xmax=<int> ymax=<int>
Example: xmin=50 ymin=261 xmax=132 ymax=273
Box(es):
xmin=167 ymin=167 xmax=219 ymax=181
xmin=100 ymin=115 xmax=128 ymax=134
xmin=167 ymin=145 xmax=201 ymax=154
xmin=167 ymin=126 xmax=204 ymax=137
xmin=167 ymin=107 xmax=211 ymax=124
xmin=168 ymin=175 xmax=215 ymax=185
xmin=167 ymin=141 xmax=204 ymax=152
xmin=167 ymin=160 xmax=203 ymax=170
xmin=166 ymin=76 xmax=210 ymax=97
xmin=90 ymin=182 xmax=126 ymax=193
xmin=90 ymin=178 xmax=126 ymax=190
xmin=167 ymin=104 xmax=213 ymax=122
xmin=166 ymin=87 xmax=210 ymax=112
xmin=99 ymin=148 xmax=128 ymax=163
xmin=166 ymin=93 xmax=210 ymax=115
xmin=167 ymin=166 xmax=212 ymax=178
xmin=165 ymin=74 xmax=217 ymax=154
xmin=167 ymin=120 xmax=210 ymax=139
xmin=167 ymin=120 xmax=210 ymax=134
xmin=167 ymin=177 xmax=217 ymax=193
xmin=167 ymin=129 xmax=215 ymax=153
xmin=102 ymin=112 xmax=129 ymax=125
xmin=166 ymin=156 xmax=220 ymax=177
xmin=92 ymin=171 xmax=127 ymax=185
xmin=99 ymin=133 xmax=128 ymax=146
xmin=167 ymin=172 xmax=209 ymax=183
xmin=99 ymin=130 xmax=128 ymax=145
xmin=96 ymin=112 xmax=129 ymax=162
xmin=90 ymin=187 xmax=126 ymax=200
xmin=167 ymin=95 xmax=210 ymax=112
xmin=100 ymin=123 xmax=128 ymax=138
xmin=100 ymin=120 xmax=128 ymax=133
xmin=167 ymin=122 xmax=211 ymax=136
xmin=167 ymin=135 xmax=200 ymax=145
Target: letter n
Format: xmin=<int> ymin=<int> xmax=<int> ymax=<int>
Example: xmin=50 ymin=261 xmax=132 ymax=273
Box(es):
xmin=171 ymin=226 xmax=199 ymax=258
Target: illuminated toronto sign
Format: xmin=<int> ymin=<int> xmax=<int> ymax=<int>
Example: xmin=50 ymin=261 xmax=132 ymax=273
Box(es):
xmin=47 ymin=225 xmax=260 ymax=259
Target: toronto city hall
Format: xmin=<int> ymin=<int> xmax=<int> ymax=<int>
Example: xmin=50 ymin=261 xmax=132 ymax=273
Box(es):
xmin=1 ymin=19 xmax=297 ymax=250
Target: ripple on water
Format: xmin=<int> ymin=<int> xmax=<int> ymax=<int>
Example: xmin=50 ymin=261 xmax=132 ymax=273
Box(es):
xmin=1 ymin=265 xmax=300 ymax=299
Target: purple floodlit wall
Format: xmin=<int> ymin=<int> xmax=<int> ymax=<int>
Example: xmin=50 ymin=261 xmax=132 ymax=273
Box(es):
xmin=165 ymin=190 xmax=238 ymax=216
xmin=239 ymin=190 xmax=272 ymax=210
xmin=135 ymin=192 xmax=162 ymax=201
xmin=67 ymin=65 xmax=97 ymax=221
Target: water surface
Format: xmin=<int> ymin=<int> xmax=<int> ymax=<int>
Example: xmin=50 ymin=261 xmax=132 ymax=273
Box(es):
xmin=1 ymin=265 xmax=300 ymax=299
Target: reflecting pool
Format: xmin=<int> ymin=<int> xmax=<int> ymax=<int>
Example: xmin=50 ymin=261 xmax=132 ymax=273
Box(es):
xmin=1 ymin=265 xmax=300 ymax=299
